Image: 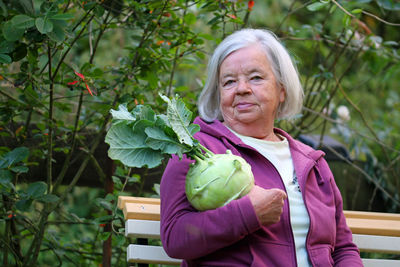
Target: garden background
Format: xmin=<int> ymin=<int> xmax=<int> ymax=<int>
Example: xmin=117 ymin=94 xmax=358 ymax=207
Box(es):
xmin=0 ymin=0 xmax=399 ymax=266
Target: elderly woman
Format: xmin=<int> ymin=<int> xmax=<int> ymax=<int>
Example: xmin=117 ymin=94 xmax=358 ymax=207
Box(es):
xmin=160 ymin=29 xmax=362 ymax=266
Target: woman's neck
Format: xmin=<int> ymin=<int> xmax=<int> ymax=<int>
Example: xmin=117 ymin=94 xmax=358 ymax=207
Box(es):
xmin=223 ymin=122 xmax=280 ymax=142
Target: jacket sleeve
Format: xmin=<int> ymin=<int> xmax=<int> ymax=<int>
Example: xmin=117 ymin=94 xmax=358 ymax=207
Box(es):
xmin=320 ymin=159 xmax=363 ymax=266
xmin=160 ymin=154 xmax=261 ymax=260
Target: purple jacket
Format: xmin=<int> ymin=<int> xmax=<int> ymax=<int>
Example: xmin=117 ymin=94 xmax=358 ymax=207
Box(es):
xmin=160 ymin=117 xmax=362 ymax=267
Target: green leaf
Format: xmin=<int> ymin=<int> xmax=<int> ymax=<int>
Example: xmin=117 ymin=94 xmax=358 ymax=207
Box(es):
xmin=113 ymin=234 xmax=126 ymax=246
xmin=145 ymin=126 xmax=185 ymax=155
xmin=97 ymin=198 xmax=113 ymax=211
xmin=38 ymin=194 xmax=59 ymax=203
xmin=19 ymin=0 xmax=35 ymax=15
xmin=27 ymin=181 xmax=47 ymax=199
xmin=307 ymin=2 xmax=328 ymax=11
xmin=110 ymin=104 xmax=136 ymax=121
xmin=0 ymin=53 xmax=11 ymax=64
xmin=160 ymin=94 xmax=194 ymax=146
xmin=50 ymin=13 xmax=75 ymax=21
xmin=105 ymin=123 xmax=164 ymax=168
xmin=10 ymin=166 xmax=29 ymax=173
xmin=0 ymin=41 xmax=14 ymax=54
xmin=94 ymin=215 xmax=113 ymax=224
xmin=2 ymin=20 xmax=25 ymax=42
xmin=0 ymin=169 xmax=13 ymax=183
xmin=184 ymin=13 xmax=196 ymax=25
xmin=46 ymin=23 xmax=65 ymax=43
xmin=35 ymin=17 xmax=53 ymax=34
xmin=188 ymin=124 xmax=200 ymax=136
xmin=351 ymin=8 xmax=363 ymax=14
xmin=0 ymin=0 xmax=8 ymax=17
xmin=11 ymin=43 xmax=27 ymax=62
xmin=0 ymin=147 xmax=29 ymax=168
xmin=133 ymin=105 xmax=156 ymax=121
xmin=16 ymin=199 xmax=33 ymax=211
xmin=377 ymin=0 xmax=400 ymax=11
xmin=11 ymin=15 xmax=35 ymax=29
xmin=99 ymin=232 xmax=111 ymax=241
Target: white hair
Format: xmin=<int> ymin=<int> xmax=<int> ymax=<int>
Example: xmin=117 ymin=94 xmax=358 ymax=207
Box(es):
xmin=198 ymin=28 xmax=303 ymax=122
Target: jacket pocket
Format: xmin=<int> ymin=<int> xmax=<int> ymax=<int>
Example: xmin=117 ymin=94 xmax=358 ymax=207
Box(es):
xmin=309 ymin=245 xmax=334 ymax=267
xmin=250 ymin=240 xmax=294 ymax=267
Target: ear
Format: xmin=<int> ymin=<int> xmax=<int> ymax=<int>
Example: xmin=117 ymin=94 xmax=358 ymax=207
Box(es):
xmin=279 ymin=86 xmax=286 ymax=103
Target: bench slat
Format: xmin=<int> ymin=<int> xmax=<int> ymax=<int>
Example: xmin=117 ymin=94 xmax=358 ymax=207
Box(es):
xmin=123 ymin=203 xmax=160 ymax=221
xmin=347 ymin=218 xmax=400 ymax=237
xmin=344 ymin=210 xmax=400 ymax=221
xmin=353 ymin=234 xmax=400 ymax=254
xmin=118 ymin=196 xmax=160 ymax=210
xmin=123 ymin=203 xmax=400 ymax=237
xmin=362 ymin=258 xmax=400 ymax=267
xmin=126 ymin=219 xmax=160 ymax=239
xmin=127 ymin=244 xmax=181 ymax=265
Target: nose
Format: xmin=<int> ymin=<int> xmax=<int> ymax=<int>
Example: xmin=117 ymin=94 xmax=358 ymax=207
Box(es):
xmin=236 ymin=78 xmax=251 ymax=94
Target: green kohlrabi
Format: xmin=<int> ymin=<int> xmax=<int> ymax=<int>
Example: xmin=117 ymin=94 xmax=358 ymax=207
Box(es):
xmin=105 ymin=94 xmax=254 ymax=211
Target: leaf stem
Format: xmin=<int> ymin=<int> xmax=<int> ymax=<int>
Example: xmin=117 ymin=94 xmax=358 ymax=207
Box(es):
xmin=198 ymin=144 xmax=214 ymax=157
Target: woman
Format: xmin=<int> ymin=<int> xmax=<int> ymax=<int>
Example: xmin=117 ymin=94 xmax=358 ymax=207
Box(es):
xmin=160 ymin=29 xmax=362 ymax=266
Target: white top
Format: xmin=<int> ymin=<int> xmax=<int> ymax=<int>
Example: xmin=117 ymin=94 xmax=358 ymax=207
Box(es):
xmin=229 ymin=129 xmax=311 ymax=267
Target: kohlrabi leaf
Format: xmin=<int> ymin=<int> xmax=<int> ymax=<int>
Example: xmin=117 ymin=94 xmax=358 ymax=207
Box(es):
xmin=106 ymin=94 xmax=203 ymax=168
xmin=188 ymin=123 xmax=200 ymax=136
xmin=133 ymin=105 xmax=156 ymax=122
xmin=110 ymin=104 xmax=136 ymax=121
xmin=145 ymin=126 xmax=188 ymax=157
xmin=105 ymin=122 xmax=164 ymax=168
xmin=160 ymin=94 xmax=195 ymax=146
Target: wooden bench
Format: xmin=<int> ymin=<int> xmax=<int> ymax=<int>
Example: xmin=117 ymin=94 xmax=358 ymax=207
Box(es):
xmin=118 ymin=196 xmax=400 ymax=266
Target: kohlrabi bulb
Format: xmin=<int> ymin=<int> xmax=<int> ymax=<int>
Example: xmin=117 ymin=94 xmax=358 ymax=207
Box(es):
xmin=185 ymin=150 xmax=254 ymax=211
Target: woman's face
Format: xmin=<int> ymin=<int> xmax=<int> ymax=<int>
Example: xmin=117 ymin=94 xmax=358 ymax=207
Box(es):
xmin=218 ymin=44 xmax=285 ymax=139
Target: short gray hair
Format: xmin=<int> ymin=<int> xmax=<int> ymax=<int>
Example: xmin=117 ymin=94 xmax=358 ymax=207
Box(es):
xmin=198 ymin=28 xmax=303 ymax=122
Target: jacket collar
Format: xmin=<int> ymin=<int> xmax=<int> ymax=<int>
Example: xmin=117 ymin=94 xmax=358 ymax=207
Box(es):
xmin=194 ymin=117 xmax=325 ymax=180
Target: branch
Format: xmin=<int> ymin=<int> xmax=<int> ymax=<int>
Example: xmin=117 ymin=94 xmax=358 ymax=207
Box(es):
xmin=332 ymin=0 xmax=400 ymax=28
xmin=362 ymin=10 xmax=400 ymax=27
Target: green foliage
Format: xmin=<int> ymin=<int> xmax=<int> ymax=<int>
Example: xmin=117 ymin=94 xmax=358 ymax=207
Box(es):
xmin=105 ymin=95 xmax=202 ymax=168
xmin=0 ymin=0 xmax=253 ymax=265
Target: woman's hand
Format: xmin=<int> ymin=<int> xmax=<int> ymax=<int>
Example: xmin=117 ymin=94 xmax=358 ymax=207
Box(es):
xmin=248 ymin=185 xmax=287 ymax=226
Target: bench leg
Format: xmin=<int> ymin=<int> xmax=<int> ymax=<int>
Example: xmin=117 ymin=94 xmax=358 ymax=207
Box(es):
xmin=137 ymin=238 xmax=149 ymax=267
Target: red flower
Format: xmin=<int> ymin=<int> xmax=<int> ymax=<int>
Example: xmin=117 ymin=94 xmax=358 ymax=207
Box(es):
xmin=99 ymin=223 xmax=106 ymax=227
xmin=68 ymin=80 xmax=79 ymax=86
xmin=74 ymin=71 xmax=85 ymax=80
xmin=248 ymin=0 xmax=255 ymax=11
xmin=85 ymin=83 xmax=94 ymax=97
xmin=67 ymin=71 xmax=96 ymax=96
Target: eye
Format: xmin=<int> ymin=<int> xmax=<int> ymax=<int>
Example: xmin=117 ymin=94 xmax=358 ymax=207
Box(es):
xmin=223 ymin=79 xmax=235 ymax=87
xmin=251 ymin=75 xmax=262 ymax=81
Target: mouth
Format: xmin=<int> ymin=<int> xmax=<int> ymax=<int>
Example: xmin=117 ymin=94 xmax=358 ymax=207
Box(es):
xmin=234 ymin=102 xmax=255 ymax=110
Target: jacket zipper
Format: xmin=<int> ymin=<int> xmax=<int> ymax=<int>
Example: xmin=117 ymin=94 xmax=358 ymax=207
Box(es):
xmin=237 ymin=143 xmax=299 ymax=267
xmin=301 ymin=160 xmax=319 ymax=267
